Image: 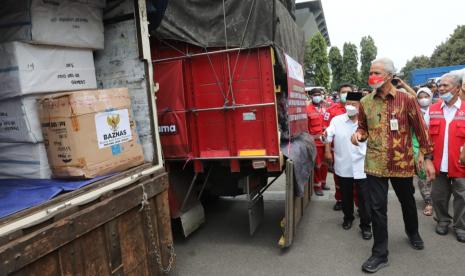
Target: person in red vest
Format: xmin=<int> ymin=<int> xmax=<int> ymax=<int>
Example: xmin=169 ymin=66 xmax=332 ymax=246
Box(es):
xmin=306 ymin=88 xmax=325 ymax=196
xmin=323 ymin=84 xmax=359 ymax=211
xmin=429 ymin=72 xmax=465 ymax=243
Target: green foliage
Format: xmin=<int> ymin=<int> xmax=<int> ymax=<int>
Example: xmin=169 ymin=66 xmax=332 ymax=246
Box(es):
xmin=430 ymin=25 xmax=465 ymax=67
xmin=328 ymin=46 xmax=343 ymax=91
xmin=341 ymin=42 xmax=359 ymax=86
xmin=400 ymin=55 xmax=431 ymax=84
xmin=359 ymin=36 xmax=377 ymax=87
xmin=304 ymin=32 xmax=330 ymax=89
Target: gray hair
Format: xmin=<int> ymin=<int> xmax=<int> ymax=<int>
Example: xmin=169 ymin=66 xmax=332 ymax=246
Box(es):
xmin=371 ymin=58 xmax=396 ymax=75
xmin=450 ymin=69 xmax=465 ymax=84
xmin=441 ymin=72 xmax=462 ymax=87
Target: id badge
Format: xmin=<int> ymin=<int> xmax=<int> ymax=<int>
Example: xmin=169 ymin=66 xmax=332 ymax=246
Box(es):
xmin=390 ymin=119 xmax=399 ymax=131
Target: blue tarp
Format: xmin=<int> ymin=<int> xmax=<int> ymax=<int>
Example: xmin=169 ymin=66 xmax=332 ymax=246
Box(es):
xmin=0 ymin=176 xmax=110 ymax=219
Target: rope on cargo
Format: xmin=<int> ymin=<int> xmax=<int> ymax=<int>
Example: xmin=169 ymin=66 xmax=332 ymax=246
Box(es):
xmin=222 ymin=0 xmax=235 ymax=106
xmin=226 ymin=0 xmax=257 ymax=105
xmin=139 ymin=183 xmax=176 ymax=273
xmin=203 ymin=47 xmax=228 ymax=103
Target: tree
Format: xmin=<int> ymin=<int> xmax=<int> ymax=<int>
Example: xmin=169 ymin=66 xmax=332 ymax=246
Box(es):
xmin=400 ymin=55 xmax=431 ymax=84
xmin=304 ymin=32 xmax=330 ymax=89
xmin=359 ymin=36 xmax=377 ymax=87
xmin=430 ymin=25 xmax=465 ymax=67
xmin=328 ymin=46 xmax=343 ymax=91
xmin=341 ymin=42 xmax=359 ymax=86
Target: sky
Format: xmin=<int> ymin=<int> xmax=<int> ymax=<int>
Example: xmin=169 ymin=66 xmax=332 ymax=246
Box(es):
xmin=297 ymin=0 xmax=465 ymax=72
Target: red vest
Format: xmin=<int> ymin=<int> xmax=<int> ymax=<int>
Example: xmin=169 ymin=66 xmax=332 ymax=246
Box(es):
xmin=323 ymin=103 xmax=346 ymax=128
xmin=429 ymin=101 xmax=465 ymax=177
xmin=306 ymin=103 xmax=323 ymax=146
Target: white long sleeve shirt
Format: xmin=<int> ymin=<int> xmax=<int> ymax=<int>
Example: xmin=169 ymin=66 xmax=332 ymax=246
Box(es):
xmin=326 ymin=113 xmax=367 ymax=179
xmin=440 ymin=98 xmax=461 ymax=172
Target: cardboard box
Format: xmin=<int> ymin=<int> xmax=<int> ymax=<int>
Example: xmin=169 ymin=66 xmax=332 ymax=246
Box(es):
xmin=39 ymin=88 xmax=144 ymax=178
xmin=0 ymin=0 xmax=105 ymax=49
xmin=0 ymin=143 xmax=51 ymax=179
xmin=0 ymin=42 xmax=97 ymax=100
xmin=0 ymin=96 xmax=43 ymax=143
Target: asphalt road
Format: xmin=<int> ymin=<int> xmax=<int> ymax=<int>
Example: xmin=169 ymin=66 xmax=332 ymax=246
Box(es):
xmin=170 ymin=173 xmax=464 ymax=276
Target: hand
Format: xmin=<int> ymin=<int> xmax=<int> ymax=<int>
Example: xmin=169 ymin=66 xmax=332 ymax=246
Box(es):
xmin=425 ymin=159 xmax=436 ymax=182
xmin=396 ymin=77 xmax=407 ymax=88
xmin=351 ymin=132 xmax=362 ymax=146
xmin=460 ymin=146 xmax=465 ymax=165
xmin=324 ymin=151 xmax=333 ymax=164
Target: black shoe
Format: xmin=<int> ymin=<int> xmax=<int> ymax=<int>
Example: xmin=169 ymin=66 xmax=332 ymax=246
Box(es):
xmin=456 ymin=233 xmax=465 ymax=243
xmin=333 ymin=201 xmax=342 ymax=211
xmin=361 ymin=227 xmax=372 ymax=240
xmin=314 ymin=190 xmax=324 ymax=196
xmin=342 ymin=219 xmax=353 ymax=230
xmin=435 ymin=224 xmax=449 ymax=236
xmin=322 ymin=186 xmax=330 ymax=191
xmin=362 ymin=256 xmax=389 ymax=273
xmin=407 ymin=232 xmax=424 ymax=250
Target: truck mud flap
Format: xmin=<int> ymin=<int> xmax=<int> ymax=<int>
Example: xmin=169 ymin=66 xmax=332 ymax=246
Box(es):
xmin=180 ymin=202 xmax=205 ymax=237
xmin=279 ymin=160 xmax=312 ymax=248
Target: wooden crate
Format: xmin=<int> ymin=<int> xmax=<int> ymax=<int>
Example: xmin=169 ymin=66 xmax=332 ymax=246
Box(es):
xmin=0 ymin=166 xmax=174 ymax=276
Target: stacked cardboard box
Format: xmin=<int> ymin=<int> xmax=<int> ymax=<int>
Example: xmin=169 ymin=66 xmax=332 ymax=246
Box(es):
xmin=39 ymin=88 xmax=144 ymax=178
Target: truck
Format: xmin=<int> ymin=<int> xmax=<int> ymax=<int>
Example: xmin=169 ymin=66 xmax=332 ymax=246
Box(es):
xmin=151 ymin=0 xmax=316 ymax=247
xmin=410 ymin=64 xmax=465 ymax=86
xmin=0 ymin=0 xmax=175 ymax=275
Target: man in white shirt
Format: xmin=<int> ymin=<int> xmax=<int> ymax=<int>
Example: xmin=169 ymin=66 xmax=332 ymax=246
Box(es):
xmin=324 ymin=92 xmax=372 ymax=240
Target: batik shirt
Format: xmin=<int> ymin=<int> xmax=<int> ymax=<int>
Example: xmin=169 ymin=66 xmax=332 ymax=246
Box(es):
xmin=357 ymin=88 xmax=433 ymax=177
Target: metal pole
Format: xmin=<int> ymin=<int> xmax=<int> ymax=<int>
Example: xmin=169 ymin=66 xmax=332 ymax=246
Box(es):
xmin=152 ymin=47 xmax=243 ymax=63
xmin=189 ymin=102 xmax=275 ymax=113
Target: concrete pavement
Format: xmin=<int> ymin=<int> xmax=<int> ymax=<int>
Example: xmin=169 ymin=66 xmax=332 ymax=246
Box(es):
xmin=171 ymin=173 xmax=464 ymax=276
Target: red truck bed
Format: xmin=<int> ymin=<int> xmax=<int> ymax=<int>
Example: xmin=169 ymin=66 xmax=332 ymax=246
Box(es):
xmin=153 ymin=44 xmax=280 ymax=172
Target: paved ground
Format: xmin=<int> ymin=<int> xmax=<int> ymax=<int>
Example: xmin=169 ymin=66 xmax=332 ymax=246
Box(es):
xmin=170 ymin=173 xmax=464 ymax=276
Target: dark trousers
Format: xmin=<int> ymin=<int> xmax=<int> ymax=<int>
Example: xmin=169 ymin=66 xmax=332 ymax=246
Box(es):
xmin=367 ymin=175 xmax=418 ymax=258
xmin=338 ymin=175 xmax=371 ymax=229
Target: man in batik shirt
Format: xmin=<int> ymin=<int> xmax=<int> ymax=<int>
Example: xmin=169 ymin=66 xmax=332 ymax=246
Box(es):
xmin=352 ymin=58 xmax=436 ymax=273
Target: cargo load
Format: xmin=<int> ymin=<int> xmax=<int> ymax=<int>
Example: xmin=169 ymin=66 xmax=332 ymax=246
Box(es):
xmin=0 ymin=96 xmax=43 ymax=143
xmin=39 ymin=88 xmax=144 ymax=178
xmin=94 ymin=19 xmax=155 ymax=162
xmin=0 ymin=42 xmax=97 ymax=100
xmin=0 ymin=0 xmax=105 ymax=49
xmin=0 ymin=142 xmax=51 ymax=179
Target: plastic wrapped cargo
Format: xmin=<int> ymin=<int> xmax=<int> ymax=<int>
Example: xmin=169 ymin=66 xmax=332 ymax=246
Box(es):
xmin=0 ymin=0 xmax=105 ymax=49
xmin=0 ymin=42 xmax=97 ymax=100
xmin=0 ymin=96 xmax=43 ymax=143
xmin=0 ymin=142 xmax=51 ymax=179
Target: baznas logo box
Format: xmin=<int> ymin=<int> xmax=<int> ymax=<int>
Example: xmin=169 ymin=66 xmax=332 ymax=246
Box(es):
xmin=39 ymin=88 xmax=144 ymax=178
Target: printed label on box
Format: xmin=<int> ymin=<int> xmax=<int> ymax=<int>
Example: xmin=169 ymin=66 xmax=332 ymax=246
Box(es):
xmin=95 ymin=109 xmax=132 ymax=149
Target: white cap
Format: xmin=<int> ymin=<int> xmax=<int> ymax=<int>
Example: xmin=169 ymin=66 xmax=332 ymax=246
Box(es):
xmin=417 ymin=87 xmax=432 ymax=98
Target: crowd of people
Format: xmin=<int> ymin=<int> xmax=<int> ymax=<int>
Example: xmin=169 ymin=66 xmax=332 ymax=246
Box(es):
xmin=305 ymin=58 xmax=465 ymax=273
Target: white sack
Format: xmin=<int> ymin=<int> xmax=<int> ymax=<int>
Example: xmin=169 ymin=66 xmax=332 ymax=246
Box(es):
xmin=0 ymin=142 xmax=51 ymax=179
xmin=0 ymin=42 xmax=97 ymax=100
xmin=0 ymin=96 xmax=43 ymax=143
xmin=0 ymin=0 xmax=105 ymax=49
